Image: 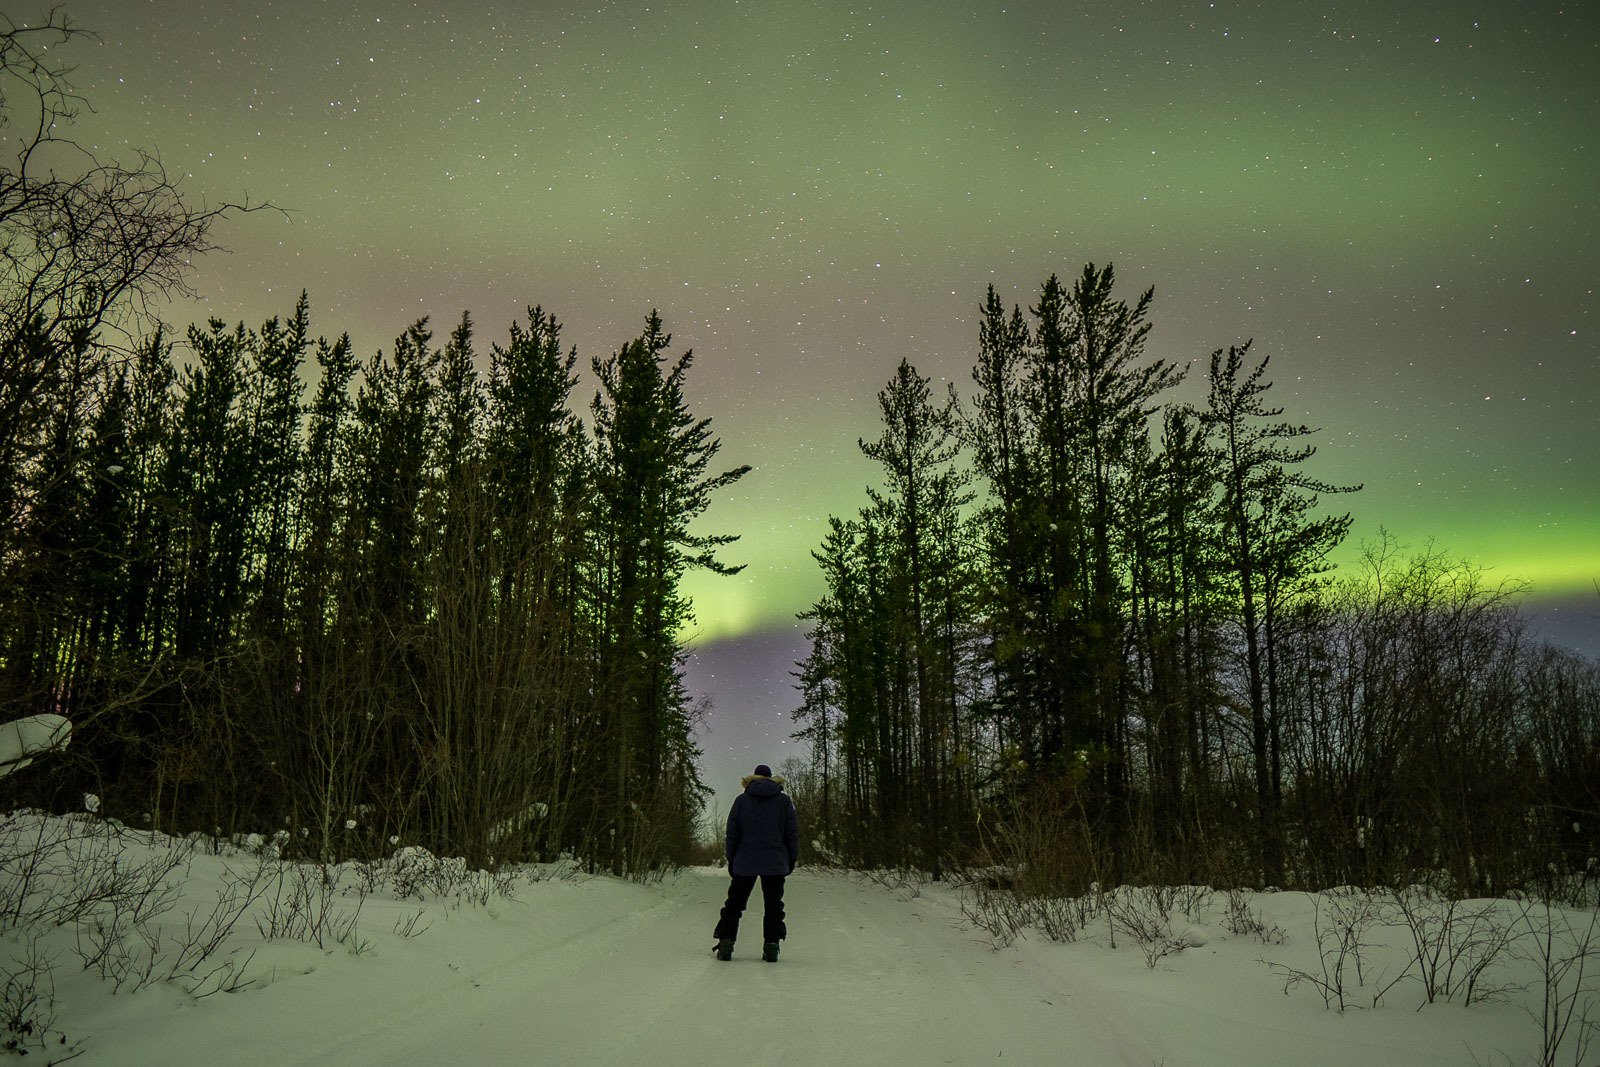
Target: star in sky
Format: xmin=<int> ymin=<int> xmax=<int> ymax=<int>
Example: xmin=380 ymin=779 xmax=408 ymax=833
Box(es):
xmin=58 ymin=0 xmax=1599 ymax=795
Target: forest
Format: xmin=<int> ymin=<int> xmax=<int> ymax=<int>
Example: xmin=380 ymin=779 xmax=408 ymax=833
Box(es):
xmin=789 ymin=267 xmax=1600 ymax=901
xmin=1 ymin=290 xmax=753 ymax=874
xmin=5 ymin=9 xmax=1599 ymax=900
xmin=0 ymin=5 xmax=750 ymax=878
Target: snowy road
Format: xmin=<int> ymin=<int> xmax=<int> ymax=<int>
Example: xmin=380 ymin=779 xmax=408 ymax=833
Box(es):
xmin=288 ymin=868 xmax=1150 ymax=1066
xmin=79 ymin=860 xmax=1537 ymax=1066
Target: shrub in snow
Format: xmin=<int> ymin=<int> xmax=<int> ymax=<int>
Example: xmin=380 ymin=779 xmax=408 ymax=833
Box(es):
xmin=1170 ymin=884 xmax=1215 ymax=924
xmin=957 ymin=877 xmax=1029 ymax=948
xmin=955 ymin=869 xmax=1107 ymax=948
xmin=388 ymin=846 xmax=470 ymax=899
xmin=808 ymin=838 xmax=847 ymax=868
xmin=1515 ymin=900 xmax=1600 ymax=1067
xmin=1223 ymin=888 xmax=1286 ymax=946
xmin=1 ymin=937 xmax=80 ymax=1060
xmin=375 ymin=846 xmax=523 ymax=905
xmin=1265 ymin=886 xmax=1532 ymax=1016
xmin=1105 ymin=885 xmax=1189 ymax=968
xmin=1267 ymin=889 xmax=1384 ymax=1013
xmin=861 ymin=867 xmax=925 ymax=901
xmin=255 ymin=861 xmax=364 ymax=951
xmin=1386 ymin=887 xmax=1520 ymax=1007
xmin=2 ymin=810 xmax=264 ymax=1018
xmin=1041 ymin=888 xmax=1099 ymax=944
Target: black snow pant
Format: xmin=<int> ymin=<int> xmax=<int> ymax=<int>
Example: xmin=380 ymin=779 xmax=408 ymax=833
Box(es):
xmin=714 ymin=873 xmax=787 ymax=943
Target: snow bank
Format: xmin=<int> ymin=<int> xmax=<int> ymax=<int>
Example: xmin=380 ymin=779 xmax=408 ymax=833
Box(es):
xmin=1 ymin=810 xmax=1591 ymax=1065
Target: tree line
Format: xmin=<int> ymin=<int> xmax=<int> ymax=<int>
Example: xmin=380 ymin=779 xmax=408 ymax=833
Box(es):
xmin=1 ymin=11 xmax=750 ymax=873
xmin=792 ymin=264 xmax=1600 ymax=896
xmin=7 ymin=10 xmax=1598 ymax=892
xmin=1 ymin=293 xmax=748 ymax=872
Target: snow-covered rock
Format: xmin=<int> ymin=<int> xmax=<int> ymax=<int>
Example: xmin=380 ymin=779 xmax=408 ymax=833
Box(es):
xmin=0 ymin=713 xmax=70 ymax=779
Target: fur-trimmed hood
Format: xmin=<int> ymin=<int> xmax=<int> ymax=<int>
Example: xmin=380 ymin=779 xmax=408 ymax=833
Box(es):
xmin=725 ymin=773 xmax=800 ymax=877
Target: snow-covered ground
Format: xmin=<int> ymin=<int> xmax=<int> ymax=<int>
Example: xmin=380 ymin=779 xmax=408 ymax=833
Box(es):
xmin=1 ymin=811 xmax=1590 ymax=1065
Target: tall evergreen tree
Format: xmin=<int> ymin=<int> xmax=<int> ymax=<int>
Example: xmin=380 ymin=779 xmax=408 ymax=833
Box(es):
xmin=968 ymin=288 xmax=1040 ymax=776
xmin=1203 ymin=340 xmax=1356 ymax=885
xmin=590 ymin=311 xmax=749 ymax=870
xmin=483 ymin=307 xmax=590 ymax=858
xmin=858 ymin=359 xmax=975 ymax=874
xmin=242 ymin=296 xmax=310 ymax=644
xmin=164 ymin=319 xmax=254 ymax=662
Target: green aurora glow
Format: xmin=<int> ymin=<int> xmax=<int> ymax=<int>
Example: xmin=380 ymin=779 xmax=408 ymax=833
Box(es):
xmin=51 ymin=0 xmax=1599 ymax=643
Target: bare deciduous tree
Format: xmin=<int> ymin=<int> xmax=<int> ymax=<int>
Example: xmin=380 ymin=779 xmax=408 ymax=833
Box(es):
xmin=0 ymin=6 xmax=270 ymax=540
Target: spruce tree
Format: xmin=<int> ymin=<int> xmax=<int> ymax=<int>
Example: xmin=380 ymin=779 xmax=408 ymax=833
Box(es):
xmin=1203 ymin=340 xmax=1356 ymax=885
xmin=590 ymin=311 xmax=748 ymax=871
xmin=858 ymin=358 xmax=974 ymax=874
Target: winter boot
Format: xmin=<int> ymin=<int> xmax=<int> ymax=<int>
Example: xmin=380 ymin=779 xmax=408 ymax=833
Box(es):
xmin=714 ymin=938 xmax=734 ymax=961
xmin=762 ymin=942 xmax=780 ymax=963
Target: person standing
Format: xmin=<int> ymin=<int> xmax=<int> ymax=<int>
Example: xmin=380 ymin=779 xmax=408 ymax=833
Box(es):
xmin=713 ymin=764 xmax=799 ymax=962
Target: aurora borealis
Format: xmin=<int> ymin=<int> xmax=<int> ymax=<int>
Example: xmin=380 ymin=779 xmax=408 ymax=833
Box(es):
xmin=47 ymin=0 xmax=1598 ymax=791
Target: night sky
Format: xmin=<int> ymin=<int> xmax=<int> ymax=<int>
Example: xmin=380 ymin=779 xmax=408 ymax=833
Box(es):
xmin=52 ymin=1 xmax=1598 ymax=798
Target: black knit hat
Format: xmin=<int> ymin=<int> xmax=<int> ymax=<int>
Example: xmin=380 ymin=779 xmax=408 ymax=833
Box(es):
xmin=754 ymin=764 xmax=772 ymax=777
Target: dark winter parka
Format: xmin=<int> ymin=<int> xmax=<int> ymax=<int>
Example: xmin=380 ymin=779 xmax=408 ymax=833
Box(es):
xmin=725 ymin=775 xmax=799 ymax=877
